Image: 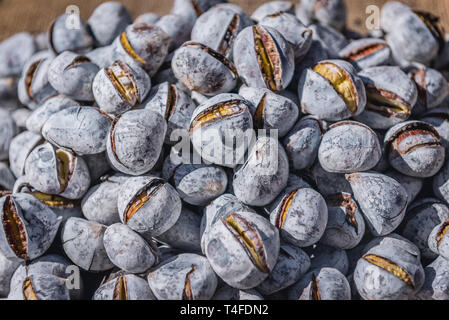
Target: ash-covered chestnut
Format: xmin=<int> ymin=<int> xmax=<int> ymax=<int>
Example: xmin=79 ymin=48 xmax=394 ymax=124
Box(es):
xmin=144 ymin=82 xmax=196 ymax=145
xmin=26 ymin=95 xmax=79 ymax=134
xmin=346 ymin=172 xmax=408 ymax=236
xmin=288 ymin=267 xmax=351 ymax=300
xmin=0 ymin=109 xmax=18 ymax=161
xmin=409 ymin=67 xmax=449 ymax=115
xmin=87 ymin=2 xmax=132 ymax=47
xmin=11 ymin=108 xmax=31 ymax=130
xmin=24 ymin=142 xmax=91 ymax=200
xmin=191 ymin=5 xmax=252 ymax=57
xmin=402 ymin=198 xmax=449 ymax=260
xmin=296 ymin=0 xmax=347 ymax=31
xmin=434 ymin=161 xmax=449 ymax=205
xmin=8 ymin=273 xmax=70 ymax=300
xmin=0 ymin=32 xmax=37 ymax=77
xmin=257 ymin=243 xmax=311 ymax=295
xmin=93 ymin=61 xmax=151 ymax=116
xmin=0 ymin=193 xmax=61 ymax=261
xmin=104 ymin=223 xmax=159 ymax=273
xmin=42 ymin=106 xmax=112 ymax=155
xmin=117 ymin=175 xmax=182 ymax=237
xmin=354 ymin=66 xmax=418 ymax=130
xmin=384 ymin=121 xmax=445 ymax=178
xmin=233 ymin=25 xmax=294 ymax=92
xmin=147 ymin=253 xmax=217 ymax=300
xmin=309 ymin=245 xmax=349 ymax=276
xmin=385 ymin=170 xmax=423 ymax=206
xmin=238 ymin=86 xmax=299 ymax=137
xmin=309 ymin=162 xmax=352 ymax=197
xmin=259 ymin=12 xmax=313 ymax=62
xmin=0 ymin=250 xmax=20 ymax=297
xmin=269 ymin=185 xmax=328 ymax=247
xmin=156 ymin=14 xmax=194 ymax=52
xmin=49 ymin=14 xmax=94 ymax=54
xmin=85 ymin=45 xmax=114 ymax=69
xmin=283 ymin=117 xmax=324 ymax=171
xmin=106 ymin=109 xmax=166 ymax=175
xmin=318 ymin=121 xmax=381 ymax=173
xmin=319 ymin=193 xmax=365 ymax=250
xmin=17 ymin=53 xmax=57 ymax=110
xmin=189 ymin=93 xmax=253 ymax=168
xmin=204 ymin=211 xmax=280 ymax=289
xmin=417 ymin=256 xmax=449 ymax=300
xmin=47 ymin=52 xmax=99 ymax=101
xmin=8 ymin=130 xmax=43 ymax=178
xmin=251 ymin=1 xmax=294 ymax=22
xmin=156 ymin=208 xmax=202 ymax=252
xmin=308 ymin=24 xmax=349 ymax=59
xmin=61 ymin=217 xmax=113 ymax=271
xmin=233 ymin=136 xmax=289 ymax=206
xmin=93 ymin=273 xmax=156 ymax=300
xmin=162 ymin=153 xmax=227 ymax=206
xmin=8 ymin=254 xmax=81 ymax=300
xmin=135 ymin=12 xmax=160 ymax=25
xmin=354 ymin=235 xmax=425 ymax=300
xmin=172 ymin=42 xmax=238 ymax=96
xmin=0 ymin=163 xmax=15 ymax=192
xmin=339 ymin=38 xmax=392 ymax=70
xmin=420 ymin=107 xmax=449 ymax=156
xmin=298 ymin=60 xmax=366 ymax=121
xmin=112 ymin=23 xmax=171 ymax=76
xmin=428 ymin=216 xmax=449 ymax=260
xmin=81 ymin=174 xmax=128 ymax=226
xmin=383 ymin=5 xmax=445 ymax=65
xmin=200 ymin=193 xmax=255 ymax=254
xmin=171 ymin=0 xmax=226 ymax=28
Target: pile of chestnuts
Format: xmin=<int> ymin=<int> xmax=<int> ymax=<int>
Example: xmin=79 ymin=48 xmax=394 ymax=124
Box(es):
xmin=0 ymin=0 xmax=449 ymax=301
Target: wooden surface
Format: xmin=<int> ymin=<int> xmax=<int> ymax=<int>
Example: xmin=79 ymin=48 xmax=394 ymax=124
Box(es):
xmin=0 ymin=0 xmax=448 ymax=41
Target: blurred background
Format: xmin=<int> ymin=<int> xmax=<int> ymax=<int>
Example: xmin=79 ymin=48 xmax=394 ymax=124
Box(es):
xmin=0 ymin=0 xmax=448 ymax=40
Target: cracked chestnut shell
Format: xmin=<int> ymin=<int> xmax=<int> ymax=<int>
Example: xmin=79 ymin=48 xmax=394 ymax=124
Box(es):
xmin=191 ymin=5 xmax=253 ymax=58
xmin=42 ymin=106 xmax=112 ymax=155
xmin=147 ymin=253 xmax=217 ymax=300
xmin=189 ymin=93 xmax=253 ymax=168
xmin=339 ymin=38 xmax=392 ymax=70
xmin=106 ymin=109 xmax=166 ymax=176
xmin=402 ymin=198 xmax=449 ymax=260
xmin=355 ymin=66 xmax=418 ymax=130
xmin=117 ymin=175 xmax=182 ymax=237
xmin=205 ymin=211 xmax=280 ymax=289
xmin=269 ymin=185 xmax=328 ymax=247
xmin=318 ymin=121 xmax=382 ymax=173
xmin=112 ymin=23 xmax=171 ymax=77
xmin=420 ymin=107 xmax=449 ymax=157
xmin=24 ymin=142 xmax=91 ymax=200
xmin=346 ymin=172 xmax=408 ymax=236
xmin=428 ymin=217 xmax=449 ymax=260
xmin=61 ymin=217 xmax=113 ymax=271
xmin=354 ymin=235 xmax=425 ymax=300
xmin=48 ymin=52 xmax=99 ymax=101
xmin=93 ymin=60 xmax=151 ymax=116
xmin=144 ymin=82 xmax=196 ymax=145
xmin=298 ymin=59 xmax=366 ymax=121
xmin=319 ymin=192 xmax=365 ymax=250
xmin=288 ymin=267 xmax=351 ymax=300
xmin=259 ymin=12 xmax=313 ymax=62
xmin=172 ymin=41 xmax=238 ymax=96
xmin=0 ymin=193 xmax=61 ymax=261
xmin=384 ymin=121 xmax=445 ymax=178
xmin=251 ymin=1 xmax=294 ymax=22
xmin=93 ymin=273 xmax=156 ymax=300
xmin=417 ymin=256 xmax=449 ymax=300
xmin=8 ymin=130 xmax=43 ymax=179
xmin=238 ymin=86 xmax=299 ymax=138
xmin=233 ymin=25 xmax=295 ymax=92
